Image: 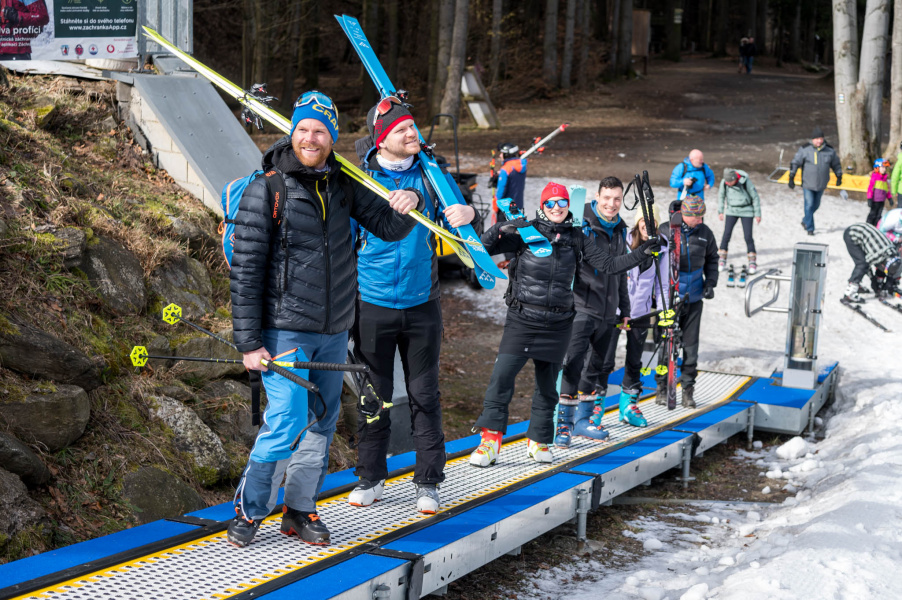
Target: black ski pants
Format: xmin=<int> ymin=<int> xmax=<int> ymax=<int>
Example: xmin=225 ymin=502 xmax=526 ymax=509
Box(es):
xmin=655 ymin=299 xmax=704 ymax=390
xmin=866 ymin=200 xmax=885 ymax=227
xmin=352 ymin=299 xmax=445 ymax=485
xmin=844 ymin=229 xmax=871 ymax=285
xmin=561 ymin=313 xmax=617 ymax=396
xmin=475 ymin=353 xmax=560 ymax=444
xmin=719 ymin=216 xmax=756 ymax=254
xmin=585 ymin=314 xmax=653 ymax=394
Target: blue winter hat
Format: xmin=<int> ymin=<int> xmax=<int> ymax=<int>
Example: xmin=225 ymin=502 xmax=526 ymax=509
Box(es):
xmin=291 ymin=90 xmax=339 ymax=142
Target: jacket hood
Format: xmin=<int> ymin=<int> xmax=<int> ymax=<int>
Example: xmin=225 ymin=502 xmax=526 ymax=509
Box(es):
xmin=803 ymin=141 xmax=834 ymax=150
xmin=262 ymin=135 xmax=340 ymax=180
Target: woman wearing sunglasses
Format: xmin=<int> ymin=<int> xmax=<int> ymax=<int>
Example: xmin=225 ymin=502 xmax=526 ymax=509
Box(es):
xmin=469 ymin=182 xmax=664 ymax=467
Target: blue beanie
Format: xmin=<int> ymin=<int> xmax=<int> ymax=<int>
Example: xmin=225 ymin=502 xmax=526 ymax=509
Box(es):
xmin=291 ymin=91 xmax=339 ymax=142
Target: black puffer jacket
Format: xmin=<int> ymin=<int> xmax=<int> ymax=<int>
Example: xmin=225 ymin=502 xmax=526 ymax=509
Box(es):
xmin=482 ymin=213 xmax=648 ymax=326
xmin=573 ymin=208 xmax=630 ymax=322
xmin=230 ymin=137 xmax=421 ymax=352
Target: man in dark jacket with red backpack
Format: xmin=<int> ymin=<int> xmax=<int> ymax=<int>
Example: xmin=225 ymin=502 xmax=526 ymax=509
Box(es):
xmin=227 ymin=91 xmax=423 ymax=548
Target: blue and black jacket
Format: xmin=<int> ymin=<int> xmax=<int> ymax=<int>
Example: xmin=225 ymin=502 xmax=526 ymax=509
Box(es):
xmin=572 ymin=200 xmax=631 ymax=322
xmin=353 ymin=146 xmax=452 ymax=310
xmin=660 ymin=222 xmax=719 ymax=303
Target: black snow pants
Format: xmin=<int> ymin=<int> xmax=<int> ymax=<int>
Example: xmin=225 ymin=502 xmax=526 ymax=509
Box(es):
xmin=844 ymin=229 xmax=871 ymax=285
xmin=560 ymin=313 xmax=617 ymax=396
xmin=474 ymin=353 xmax=560 ymax=444
xmin=655 ymin=299 xmax=704 ymax=390
xmin=352 ymin=299 xmax=445 ymax=485
xmin=586 ymin=314 xmax=653 ymax=394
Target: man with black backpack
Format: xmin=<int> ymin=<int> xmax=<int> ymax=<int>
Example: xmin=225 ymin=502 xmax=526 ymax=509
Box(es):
xmin=344 ymin=98 xmax=476 ymax=515
xmin=227 ymin=91 xmax=424 ymax=548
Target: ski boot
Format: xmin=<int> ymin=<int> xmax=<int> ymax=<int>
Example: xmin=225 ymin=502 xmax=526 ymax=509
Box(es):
xmin=281 ymin=507 xmax=331 ymax=545
xmin=348 ymin=478 xmax=385 ymax=507
xmin=619 ymin=389 xmax=647 ymax=427
xmin=469 ymin=428 xmax=502 ymax=467
xmin=554 ymin=396 xmax=579 ymax=448
xmin=415 ymin=484 xmax=440 ymax=514
xmin=655 ymin=384 xmax=667 ymax=406
xmin=526 ymin=438 xmax=553 ymax=463
xmin=226 ymin=513 xmax=262 ymax=547
xmin=842 ymin=283 xmax=864 ymax=304
xmin=573 ymin=399 xmax=610 ymax=441
xmin=748 ymin=252 xmax=758 ymax=275
xmin=718 ymin=249 xmax=728 ymax=272
xmin=738 ymin=265 xmax=748 ymax=288
xmin=726 ymin=265 xmax=735 ymax=288
xmin=681 ymin=385 xmax=696 ymax=409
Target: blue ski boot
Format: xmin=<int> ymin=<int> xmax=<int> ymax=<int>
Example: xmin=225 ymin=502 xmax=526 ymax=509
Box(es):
xmin=619 ymin=389 xmax=647 ymax=427
xmin=573 ymin=399 xmax=609 ymax=442
xmin=554 ymin=396 xmax=579 ymax=448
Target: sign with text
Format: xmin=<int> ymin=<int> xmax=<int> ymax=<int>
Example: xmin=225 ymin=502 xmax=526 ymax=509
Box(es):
xmin=0 ymin=0 xmax=137 ymax=61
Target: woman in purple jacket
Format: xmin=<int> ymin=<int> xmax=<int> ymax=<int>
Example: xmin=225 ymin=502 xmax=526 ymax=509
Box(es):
xmin=586 ymin=210 xmax=670 ymax=428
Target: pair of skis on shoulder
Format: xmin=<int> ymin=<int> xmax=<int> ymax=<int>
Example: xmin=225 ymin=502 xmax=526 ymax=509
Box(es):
xmin=725 ymin=265 xmax=748 ymax=288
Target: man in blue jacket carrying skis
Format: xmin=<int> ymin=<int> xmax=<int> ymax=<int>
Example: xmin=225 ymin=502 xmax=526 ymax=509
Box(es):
xmin=670 ymin=149 xmax=715 ymax=199
xmin=346 ymin=97 xmax=476 ymax=514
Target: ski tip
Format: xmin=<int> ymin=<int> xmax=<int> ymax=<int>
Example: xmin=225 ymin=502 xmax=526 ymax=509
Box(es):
xmin=560 ymin=123 xmax=570 ymax=131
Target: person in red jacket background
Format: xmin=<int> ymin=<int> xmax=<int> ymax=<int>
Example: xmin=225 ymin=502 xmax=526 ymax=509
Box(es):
xmin=0 ymin=0 xmax=49 ymax=60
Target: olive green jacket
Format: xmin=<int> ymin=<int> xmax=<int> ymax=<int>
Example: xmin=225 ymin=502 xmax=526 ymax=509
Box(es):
xmin=717 ymin=170 xmax=761 ymax=218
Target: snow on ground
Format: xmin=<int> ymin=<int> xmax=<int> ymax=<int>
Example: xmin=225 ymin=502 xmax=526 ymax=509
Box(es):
xmin=447 ymin=173 xmax=902 ymax=599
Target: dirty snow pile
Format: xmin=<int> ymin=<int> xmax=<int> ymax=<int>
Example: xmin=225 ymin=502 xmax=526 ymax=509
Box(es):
xmin=447 ymin=176 xmax=902 ymax=599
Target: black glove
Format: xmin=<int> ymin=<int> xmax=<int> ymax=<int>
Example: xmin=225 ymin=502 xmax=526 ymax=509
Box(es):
xmin=836 ymin=175 xmax=843 ymax=187
xmin=703 ymin=285 xmax=715 ymax=300
xmin=2 ymin=7 xmax=19 ymax=25
xmin=787 ymin=178 xmax=795 ymax=190
xmin=500 ymin=218 xmax=530 ymax=234
xmin=639 ymin=235 xmax=666 ymax=256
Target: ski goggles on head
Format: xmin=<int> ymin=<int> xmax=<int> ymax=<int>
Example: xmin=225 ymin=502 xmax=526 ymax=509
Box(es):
xmin=375 ymin=95 xmax=403 ymax=116
xmin=543 ymin=199 xmax=569 ymax=209
xmin=294 ymin=90 xmax=336 ymax=112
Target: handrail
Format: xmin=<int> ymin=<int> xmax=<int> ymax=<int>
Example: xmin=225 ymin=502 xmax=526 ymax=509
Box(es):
xmin=745 ymin=269 xmax=792 ymax=317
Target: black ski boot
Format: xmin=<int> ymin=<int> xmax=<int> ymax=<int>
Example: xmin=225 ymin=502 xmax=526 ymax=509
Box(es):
xmin=227 ymin=515 xmax=262 ymax=547
xmin=655 ymin=385 xmax=667 ymax=406
xmin=681 ymin=386 xmax=696 ymax=409
xmin=281 ymin=506 xmax=331 ymax=545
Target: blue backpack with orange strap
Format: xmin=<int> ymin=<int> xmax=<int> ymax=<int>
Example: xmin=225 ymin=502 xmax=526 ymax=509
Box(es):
xmin=219 ymin=169 xmax=287 ymax=267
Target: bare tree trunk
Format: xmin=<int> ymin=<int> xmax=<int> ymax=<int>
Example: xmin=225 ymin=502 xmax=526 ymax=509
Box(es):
xmin=886 ymin=0 xmax=902 ymax=156
xmin=387 ymin=0 xmax=399 ymax=82
xmin=489 ymin=0 xmax=503 ymax=89
xmin=859 ymin=0 xmax=891 ymax=160
xmin=705 ymin=0 xmax=714 ymax=52
xmin=715 ymin=0 xmax=727 ymax=57
xmin=757 ymin=0 xmax=768 ymax=55
xmin=746 ymin=0 xmax=757 ymax=37
xmin=242 ymin=0 xmax=253 ymax=87
xmin=361 ymin=0 xmax=380 ymax=111
xmin=834 ymin=0 xmax=867 ymax=171
xmin=427 ymin=0 xmax=440 ymax=107
xmin=617 ymin=0 xmax=633 ymax=72
xmin=561 ymin=0 xmax=577 ymax=89
xmin=253 ymin=0 xmax=267 ymax=84
xmin=608 ymin=0 xmax=620 ymax=76
xmin=577 ymin=0 xmax=591 ymax=88
xmin=432 ymin=0 xmax=455 ymax=116
xmin=789 ymin=2 xmax=801 ymax=61
xmin=665 ymin=0 xmax=680 ymax=61
xmin=439 ymin=0 xmax=469 ymax=124
xmin=543 ymin=0 xmax=559 ymax=87
xmin=303 ymin=0 xmax=319 ymax=88
xmin=281 ymin=0 xmax=302 ymax=111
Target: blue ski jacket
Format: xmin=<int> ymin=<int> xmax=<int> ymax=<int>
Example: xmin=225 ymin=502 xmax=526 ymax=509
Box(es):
xmin=496 ymin=157 xmax=527 ymax=210
xmin=660 ymin=222 xmax=719 ymax=303
xmin=669 ymin=158 xmax=715 ymax=199
xmin=353 ymin=147 xmax=446 ymax=310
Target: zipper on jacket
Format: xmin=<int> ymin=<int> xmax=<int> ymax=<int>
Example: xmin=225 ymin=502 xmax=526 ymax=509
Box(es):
xmin=316 ymin=177 xmax=331 ymax=333
xmin=546 ymin=233 xmax=558 ymax=315
xmin=278 ymin=215 xmax=288 ymax=314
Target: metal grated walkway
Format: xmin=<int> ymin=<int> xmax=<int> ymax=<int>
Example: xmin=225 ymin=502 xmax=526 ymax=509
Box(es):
xmin=11 ymin=372 xmax=748 ymax=600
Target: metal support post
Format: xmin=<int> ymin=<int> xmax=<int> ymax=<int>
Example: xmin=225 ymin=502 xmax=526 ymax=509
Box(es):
xmin=575 ymin=488 xmax=590 ymax=552
xmin=676 ymin=439 xmax=696 ymax=489
xmin=746 ymin=404 xmax=756 ymax=449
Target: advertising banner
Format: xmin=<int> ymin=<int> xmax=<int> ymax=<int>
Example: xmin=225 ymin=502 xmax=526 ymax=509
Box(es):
xmin=0 ymin=0 xmax=137 ymax=61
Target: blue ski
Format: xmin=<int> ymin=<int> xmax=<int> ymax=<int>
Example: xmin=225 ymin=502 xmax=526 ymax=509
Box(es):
xmin=496 ymin=197 xmax=552 ymax=257
xmin=335 ymin=14 xmax=506 ymax=290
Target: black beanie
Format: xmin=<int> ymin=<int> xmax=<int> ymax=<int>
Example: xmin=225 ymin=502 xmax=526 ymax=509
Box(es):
xmin=811 ymin=126 xmax=825 ymax=139
xmin=367 ymin=102 xmax=414 ymax=147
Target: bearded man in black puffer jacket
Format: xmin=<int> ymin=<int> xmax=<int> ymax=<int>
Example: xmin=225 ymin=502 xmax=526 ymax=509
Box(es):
xmin=227 ymin=91 xmax=423 ymax=548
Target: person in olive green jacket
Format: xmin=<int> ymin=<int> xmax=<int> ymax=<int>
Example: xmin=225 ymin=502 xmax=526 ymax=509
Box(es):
xmin=717 ymin=168 xmax=762 ymax=273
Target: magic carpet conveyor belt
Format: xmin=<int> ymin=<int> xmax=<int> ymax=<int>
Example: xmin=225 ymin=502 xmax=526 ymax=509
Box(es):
xmin=1 ymin=372 xmax=754 ymax=600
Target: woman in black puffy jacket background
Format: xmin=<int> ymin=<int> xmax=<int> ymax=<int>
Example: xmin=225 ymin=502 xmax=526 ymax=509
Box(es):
xmin=468 ymin=182 xmax=661 ymax=468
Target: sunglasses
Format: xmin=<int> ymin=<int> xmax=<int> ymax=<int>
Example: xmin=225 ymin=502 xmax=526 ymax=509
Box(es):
xmin=543 ymin=199 xmax=569 ymax=209
xmin=295 ymin=90 xmax=337 ymax=112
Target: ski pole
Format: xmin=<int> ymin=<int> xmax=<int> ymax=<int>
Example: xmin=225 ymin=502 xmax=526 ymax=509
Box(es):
xmin=520 ymin=123 xmax=569 ymax=159
xmin=129 ymin=346 xmax=369 ymax=373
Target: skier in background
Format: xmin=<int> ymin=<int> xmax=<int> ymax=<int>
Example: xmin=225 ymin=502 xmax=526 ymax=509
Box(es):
xmin=469 ymin=182 xmax=662 ymax=468
xmin=878 ymin=206 xmax=902 ymax=244
xmin=655 ymin=195 xmax=718 ymax=409
xmin=842 ymin=222 xmax=902 ymax=303
xmin=492 ymin=142 xmax=528 ymax=265
xmin=343 ymin=97 xmax=476 ymax=515
xmin=228 ymin=91 xmax=422 ymax=548
xmin=717 ymin=168 xmax=762 ymax=274
xmin=866 ymin=158 xmax=893 ymax=227
xmin=0 ymin=0 xmax=49 ymax=60
xmin=669 ymin=149 xmax=715 ymax=200
xmin=556 ymin=176 xmax=637 ymax=447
